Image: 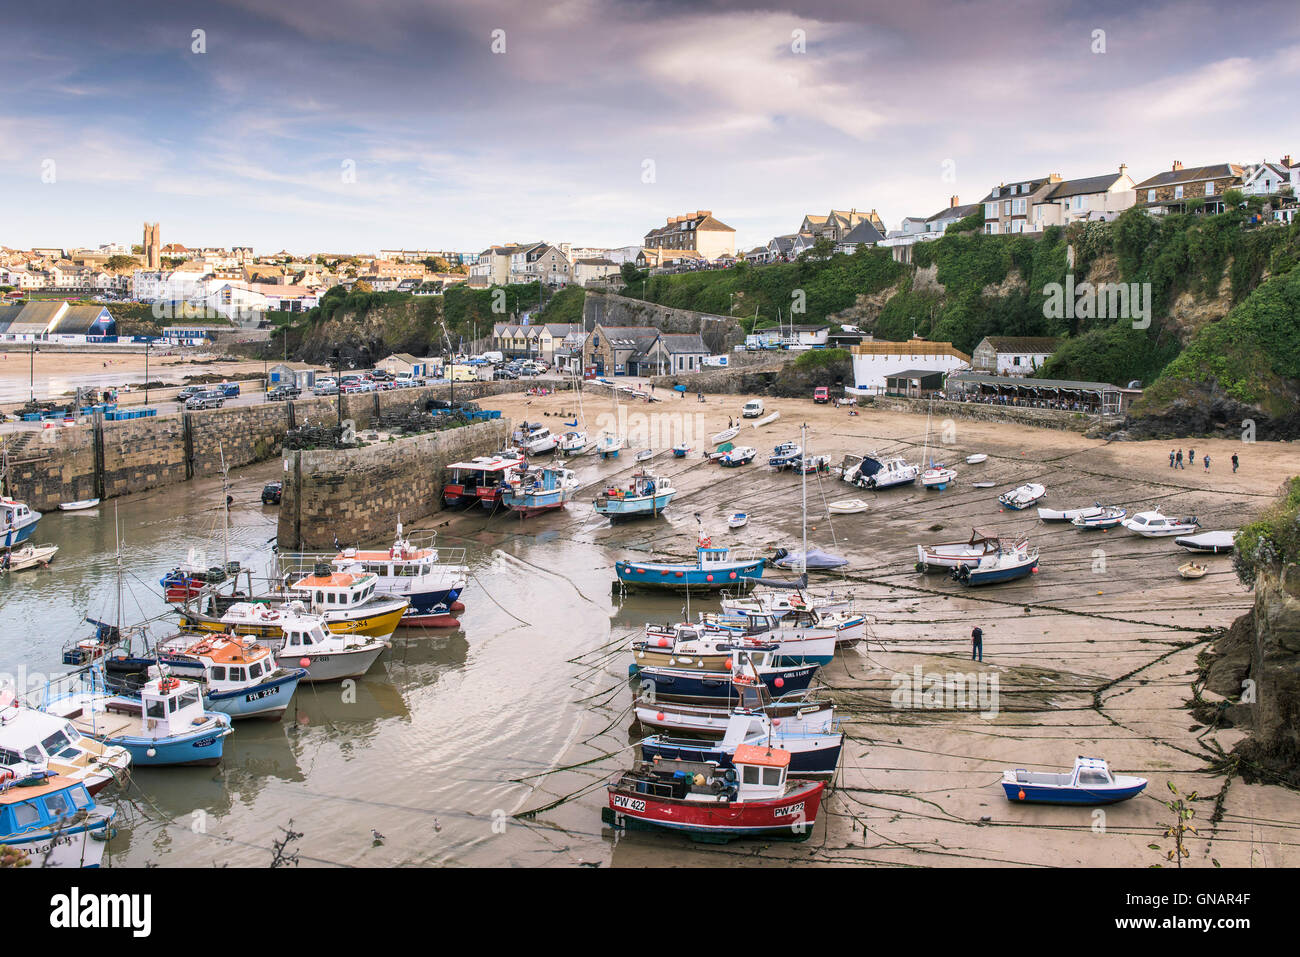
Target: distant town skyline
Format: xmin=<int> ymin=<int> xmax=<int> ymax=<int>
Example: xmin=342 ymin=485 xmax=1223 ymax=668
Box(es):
xmin=4 ymin=0 xmax=1300 ymax=254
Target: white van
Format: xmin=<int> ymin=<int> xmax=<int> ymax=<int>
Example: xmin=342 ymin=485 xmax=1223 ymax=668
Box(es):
xmin=482 ymin=351 xmax=504 ymax=365
xmin=741 ymin=399 xmax=765 ymax=418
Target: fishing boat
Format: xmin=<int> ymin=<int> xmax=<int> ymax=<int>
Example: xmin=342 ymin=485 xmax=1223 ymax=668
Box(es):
xmin=921 ymin=465 xmax=958 ymax=489
xmin=323 ymin=523 xmax=467 ymax=616
xmin=1002 ymin=756 xmax=1146 ymax=805
xmin=711 ymin=426 xmax=740 ymax=445
xmin=615 ymin=537 xmax=764 ymax=592
xmin=850 ymin=454 xmax=919 ymax=489
xmin=596 ymin=432 xmax=625 ymax=459
xmin=640 ymin=710 xmax=843 ymax=780
xmin=441 ymin=453 xmax=525 ymax=510
xmin=695 ymin=609 xmax=838 ymax=666
xmin=1175 ymin=530 xmax=1236 ymax=553
xmin=672 ymin=443 xmax=691 ymax=458
xmin=1037 ymin=504 xmax=1102 ymax=522
xmin=501 ymin=464 xmax=578 ymax=517
xmin=43 ymin=671 xmax=232 ymax=767
xmin=160 ymin=551 xmax=232 ymax=602
xmin=771 ymin=547 xmax=848 ymax=570
xmin=796 ymin=454 xmax=832 ymax=474
xmin=557 ymin=430 xmax=588 ymax=454
xmin=5 ymin=543 xmax=58 ymax=570
xmin=965 ymin=453 xmax=988 ymax=464
xmin=635 ymin=649 xmax=819 ymax=699
xmin=727 ymin=512 xmax=748 ymax=529
xmin=520 ymin=424 xmax=559 ymax=455
xmin=0 ymin=766 xmax=116 ymax=868
xmin=952 ymin=542 xmax=1039 ymax=586
xmin=915 ymin=529 xmax=1002 ymax=572
xmin=602 ymin=742 xmax=825 ymax=843
xmin=827 ymin=499 xmax=868 ymax=515
xmin=59 ymin=499 xmax=100 ymax=511
xmin=241 ymin=604 xmax=389 ymax=681
xmin=768 ymin=442 xmax=801 ymax=469
xmin=720 ymin=446 xmax=757 ymax=467
xmin=1178 ymin=561 xmax=1208 ymax=579
xmin=155 ymin=632 xmax=305 ymax=720
xmin=633 ymin=677 xmax=834 ymax=736
xmin=594 ymin=469 xmax=675 ymax=520
xmin=181 ymin=567 xmax=409 ymax=641
xmin=1121 ymin=509 xmax=1199 ymax=537
xmin=0 ymin=691 xmax=130 ymax=795
xmin=0 ymin=497 xmax=41 ymax=548
xmin=399 ymin=602 xmax=461 ymax=629
xmin=998 ymin=483 xmax=1046 ymax=510
xmin=1072 ymin=506 xmax=1126 ymax=529
xmin=720 ymin=586 xmax=865 ymax=645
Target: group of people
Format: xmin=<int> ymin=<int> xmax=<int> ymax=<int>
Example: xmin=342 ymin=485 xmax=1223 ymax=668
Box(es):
xmin=951 ymin=391 xmax=1100 ymax=413
xmin=1170 ymin=448 xmax=1239 ymax=473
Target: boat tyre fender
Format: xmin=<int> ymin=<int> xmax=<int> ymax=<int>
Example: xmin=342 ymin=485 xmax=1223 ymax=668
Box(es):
xmin=915 ymin=560 xmax=926 ymax=573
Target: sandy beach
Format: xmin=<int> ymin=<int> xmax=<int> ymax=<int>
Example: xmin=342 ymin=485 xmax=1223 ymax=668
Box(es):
xmin=476 ymin=386 xmax=1300 ymax=867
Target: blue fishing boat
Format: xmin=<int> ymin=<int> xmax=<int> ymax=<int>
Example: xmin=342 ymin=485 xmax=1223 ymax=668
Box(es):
xmin=155 ymin=633 xmax=306 ymax=720
xmin=635 ymin=650 xmax=818 ymax=698
xmin=500 ymin=464 xmax=578 ymax=517
xmin=768 ymin=442 xmax=801 ymax=469
xmin=953 ymin=542 xmax=1039 ymax=586
xmin=615 ymin=537 xmax=765 ymax=591
xmin=43 ymin=671 xmax=232 ymax=767
xmin=1002 ymin=756 xmax=1147 ymax=805
xmin=594 ymin=469 xmax=675 ymax=520
xmin=641 ymin=710 xmax=843 ymax=779
xmin=672 ymin=443 xmax=691 ymax=458
xmin=0 ymin=766 xmax=117 ymax=868
xmin=0 ymin=497 xmax=41 ymax=548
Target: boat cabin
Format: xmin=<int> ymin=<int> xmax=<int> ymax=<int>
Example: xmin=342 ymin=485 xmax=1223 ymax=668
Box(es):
xmin=0 ymin=770 xmax=95 ymax=837
xmin=162 ymin=634 xmax=280 ymax=693
xmin=138 ymin=675 xmax=206 ymax=740
xmin=281 ymin=615 xmax=334 ymax=652
xmin=288 ymin=571 xmax=379 ymax=611
xmin=442 ymin=454 xmax=525 ymax=503
xmin=0 ymin=698 xmax=90 ymax=769
xmin=731 ymin=743 xmax=791 ymax=800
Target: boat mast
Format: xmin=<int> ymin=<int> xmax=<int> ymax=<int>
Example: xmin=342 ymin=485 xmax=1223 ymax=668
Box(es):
xmin=219 ymin=442 xmax=230 ymax=569
xmin=800 ymin=422 xmax=808 ymax=583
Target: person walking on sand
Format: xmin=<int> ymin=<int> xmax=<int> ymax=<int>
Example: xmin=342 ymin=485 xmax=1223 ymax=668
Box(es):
xmin=1232 ymin=452 xmax=1239 ymax=473
xmin=1169 ymin=449 xmax=1175 ymax=468
xmin=971 ymin=626 xmax=983 ymax=662
xmin=1176 ymin=450 xmax=1184 ymax=469
xmin=1188 ymin=448 xmax=1195 ymax=467
xmin=1204 ymin=454 xmax=1210 ymax=472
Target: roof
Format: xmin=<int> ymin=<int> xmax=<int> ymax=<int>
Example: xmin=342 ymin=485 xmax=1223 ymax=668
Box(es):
xmin=382 ymin=353 xmax=420 ymax=364
xmin=948 ymin=372 xmax=1119 ymax=393
xmin=4 ymin=300 xmax=65 ymax=332
xmin=1046 ymin=172 xmax=1127 ymax=200
xmin=925 ymin=203 xmax=980 ymax=223
xmin=886 ymin=368 xmax=946 ymax=380
xmin=1132 ymin=163 xmax=1243 ymax=190
xmin=292 ymin=573 xmax=364 ymax=589
xmin=979 ymin=176 xmax=1057 ymax=203
xmin=838 ymin=221 xmax=885 ymax=245
xmin=979 ymin=336 xmax=1061 ymax=354
xmin=732 ymin=744 xmax=790 ymax=768
xmin=654 ymin=333 xmax=708 ymax=354
xmin=48 ymin=305 xmax=113 ymax=335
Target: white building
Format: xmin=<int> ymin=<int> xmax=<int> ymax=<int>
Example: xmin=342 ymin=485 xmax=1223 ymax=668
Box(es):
xmin=848 ymin=339 xmax=971 ymax=393
xmin=971 ymin=336 xmax=1061 ymax=376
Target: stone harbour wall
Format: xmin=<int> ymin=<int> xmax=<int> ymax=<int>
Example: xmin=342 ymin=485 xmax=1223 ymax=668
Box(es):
xmin=277 ymin=419 xmax=511 ymax=550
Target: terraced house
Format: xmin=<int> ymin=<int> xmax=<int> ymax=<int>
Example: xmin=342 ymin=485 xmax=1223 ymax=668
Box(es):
xmin=643 ymin=211 xmax=736 ymax=260
xmin=1133 ymin=161 xmax=1245 ymax=215
xmin=981 ymin=175 xmax=1062 ymax=234
xmin=799 ymin=208 xmax=886 ymax=243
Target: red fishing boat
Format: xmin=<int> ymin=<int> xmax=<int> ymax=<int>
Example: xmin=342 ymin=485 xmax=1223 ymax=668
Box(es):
xmin=601 ymin=743 xmax=824 ymax=843
xmin=441 ymin=454 xmax=525 ymax=510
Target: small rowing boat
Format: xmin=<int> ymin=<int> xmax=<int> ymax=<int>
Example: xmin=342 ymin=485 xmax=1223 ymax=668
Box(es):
xmin=727 ymin=512 xmax=748 ymax=529
xmin=827 ymin=499 xmax=869 ymax=515
xmin=998 ymin=483 xmax=1046 ymax=510
xmin=1178 ymin=561 xmax=1208 ymax=579
xmin=59 ymin=499 xmax=100 ymax=511
xmin=711 ymin=427 xmax=740 ymax=445
xmin=5 ymin=543 xmax=58 ymax=571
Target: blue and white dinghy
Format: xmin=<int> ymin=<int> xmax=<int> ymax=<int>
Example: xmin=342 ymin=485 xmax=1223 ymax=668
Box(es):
xmin=1002 ymin=756 xmax=1146 ymax=805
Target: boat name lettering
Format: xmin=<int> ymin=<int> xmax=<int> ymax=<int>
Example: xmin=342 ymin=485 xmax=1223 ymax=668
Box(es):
xmin=774 ymin=802 xmax=805 ymax=818
xmin=611 ymin=795 xmax=647 ymax=812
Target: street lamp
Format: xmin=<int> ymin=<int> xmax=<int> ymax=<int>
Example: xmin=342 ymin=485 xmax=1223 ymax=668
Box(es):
xmin=144 ymin=339 xmax=150 ymax=407
xmin=29 ymin=344 xmax=39 ymax=404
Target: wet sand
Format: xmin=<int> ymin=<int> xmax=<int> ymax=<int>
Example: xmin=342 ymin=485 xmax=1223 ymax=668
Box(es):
xmin=474 ymin=387 xmax=1300 ymax=867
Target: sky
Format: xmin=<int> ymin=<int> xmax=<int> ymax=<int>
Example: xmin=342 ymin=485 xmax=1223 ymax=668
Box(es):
xmin=3 ymin=0 xmax=1299 ymax=256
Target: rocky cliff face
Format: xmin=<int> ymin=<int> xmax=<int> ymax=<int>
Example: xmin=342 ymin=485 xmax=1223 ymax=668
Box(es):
xmin=1125 ymin=381 xmax=1300 ymax=441
xmin=582 ymin=292 xmax=743 ymax=354
xmin=1203 ymin=563 xmax=1300 ymax=785
xmin=297 ymin=299 xmax=440 ymax=365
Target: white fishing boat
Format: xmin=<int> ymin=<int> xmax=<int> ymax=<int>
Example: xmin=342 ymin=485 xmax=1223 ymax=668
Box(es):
xmin=242 ymin=603 xmax=389 ymax=682
xmin=1072 ymin=506 xmax=1126 ymax=529
xmin=521 ymin=424 xmax=559 ymax=455
xmin=5 ymin=543 xmax=58 ymax=571
xmin=916 ymin=529 xmax=1004 ymax=572
xmin=1038 ymin=504 xmax=1102 ymax=522
xmin=0 ymin=691 xmax=131 ymax=795
xmin=920 ymin=466 xmax=958 ymax=489
xmin=712 ymin=426 xmax=741 ymax=445
xmin=0 ymin=497 xmax=41 ymax=549
xmin=999 ymin=483 xmax=1046 ymax=510
xmin=59 ymin=499 xmax=100 ymax=511
xmin=827 ymin=499 xmax=869 ymax=515
xmin=635 ymin=448 xmax=654 ymax=463
xmin=557 ymin=430 xmax=588 ymax=454
xmin=727 ymin=512 xmax=748 ymax=529
xmin=767 ymin=442 xmax=801 ymax=469
xmin=1121 ymin=509 xmax=1199 ymax=537
xmin=720 ymin=446 xmax=757 ymax=467
xmin=1175 ymin=530 xmax=1236 ymax=553
xmin=965 ymin=454 xmax=988 ymax=464
xmin=850 ymin=453 xmax=919 ymax=489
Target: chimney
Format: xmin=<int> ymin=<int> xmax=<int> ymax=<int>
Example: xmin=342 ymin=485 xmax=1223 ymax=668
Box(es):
xmin=1283 ymin=154 xmax=1293 ymax=169
xmin=1049 ymin=173 xmax=1062 ymax=183
xmin=949 ymin=195 xmax=959 ymax=207
xmin=1172 ymin=160 xmax=1184 ymax=172
xmin=1118 ymin=163 xmax=1128 ymax=178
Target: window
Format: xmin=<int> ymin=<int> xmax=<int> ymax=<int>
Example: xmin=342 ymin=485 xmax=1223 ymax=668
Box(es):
xmin=1003 ymin=201 xmax=1011 ymax=215
xmin=168 ymin=697 xmax=178 ymax=713
xmin=70 ymin=787 xmax=90 ymax=809
xmin=40 ymin=729 xmax=72 ymax=756
xmin=1174 ymin=185 xmax=1183 ymax=199
xmin=742 ymin=765 xmax=761 ymax=785
xmin=249 ymin=661 xmax=263 ymax=679
xmin=12 ymin=802 xmax=39 ymax=828
xmin=1147 ymin=189 xmax=1155 ymax=203
xmin=44 ymin=792 xmax=71 ymax=819
xmin=229 ymin=667 xmax=245 ymax=681
xmin=1206 ymin=182 xmax=1215 ymax=196
xmin=984 ymin=203 xmax=997 ymax=219
xmin=180 ymin=690 xmax=200 ymax=710
xmin=210 ymin=666 xmax=226 ymax=680
xmin=146 ymin=699 xmax=166 ymax=719
xmin=762 ymin=767 xmax=782 ymax=786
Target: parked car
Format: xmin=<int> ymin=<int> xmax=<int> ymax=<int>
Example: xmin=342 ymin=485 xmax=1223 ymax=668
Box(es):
xmin=496 ymin=368 xmax=519 ymax=380
xmin=813 ymin=387 xmax=829 ymax=404
xmin=261 ymin=482 xmax=283 ymax=505
xmin=185 ymin=390 xmax=225 ymax=410
xmin=267 ymin=385 xmax=300 ymax=401
xmin=218 ymin=382 xmax=240 ymax=397
xmin=176 ymin=385 xmax=204 ymax=402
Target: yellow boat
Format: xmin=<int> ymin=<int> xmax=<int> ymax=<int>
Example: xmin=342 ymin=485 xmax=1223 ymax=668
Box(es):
xmin=178 ymin=570 xmax=408 ymax=641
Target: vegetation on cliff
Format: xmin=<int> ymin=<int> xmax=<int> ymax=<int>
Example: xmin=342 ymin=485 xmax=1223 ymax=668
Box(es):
xmin=1233 ymin=476 xmax=1300 ymax=588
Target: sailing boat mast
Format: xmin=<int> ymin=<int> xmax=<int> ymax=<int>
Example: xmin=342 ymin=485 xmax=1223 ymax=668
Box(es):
xmin=218 ymin=442 xmax=230 ymax=569
xmin=800 ymin=422 xmax=808 ymax=582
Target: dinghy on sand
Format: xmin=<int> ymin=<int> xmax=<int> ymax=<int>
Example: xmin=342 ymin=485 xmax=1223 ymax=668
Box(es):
xmin=1175 ymin=530 xmax=1235 ymax=553
xmin=827 ymin=499 xmax=869 ymax=515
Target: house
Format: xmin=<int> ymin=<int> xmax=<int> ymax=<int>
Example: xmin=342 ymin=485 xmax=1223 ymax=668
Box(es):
xmin=1241 ymin=158 xmax=1292 ymax=196
xmin=378 ymin=353 xmax=433 ymax=377
xmin=552 ymin=330 xmax=588 ymax=374
xmin=470 ymin=245 xmax=521 ymax=286
xmin=530 ymin=245 xmax=572 ymax=286
xmin=573 ymin=257 xmax=620 ymax=285
xmin=586 ymin=325 xmax=661 ymax=376
xmin=1031 ymin=166 xmax=1137 ymax=229
xmin=1132 ymin=161 xmax=1245 ymax=214
xmin=507 ymin=242 xmax=549 ymax=283
xmin=800 ymin=208 xmax=886 ymax=243
xmin=981 ymin=175 xmax=1063 ymax=234
xmin=643 ymin=211 xmax=736 ymax=260
xmin=923 ymin=197 xmax=981 ymax=234
xmin=848 ymin=339 xmax=971 ymax=393
xmin=835 ymin=221 xmax=886 ymax=254
xmin=267 ymin=363 xmax=303 ymax=388
xmin=971 ymin=336 xmax=1061 ymax=376
xmin=642 ymin=333 xmax=709 ymax=376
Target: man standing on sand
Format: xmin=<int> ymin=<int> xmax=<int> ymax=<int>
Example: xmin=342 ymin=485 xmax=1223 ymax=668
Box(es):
xmin=1232 ymin=453 xmax=1239 ymax=473
xmin=971 ymin=626 xmax=983 ymax=662
xmin=1169 ymin=449 xmax=1175 ymax=468
xmin=1204 ymin=454 xmax=1210 ymax=472
xmin=1176 ymin=450 xmax=1184 ymax=469
xmin=1189 ymin=448 xmax=1195 ymax=467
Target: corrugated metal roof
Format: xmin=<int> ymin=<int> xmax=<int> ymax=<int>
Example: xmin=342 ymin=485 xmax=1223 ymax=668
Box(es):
xmin=948 ymin=372 xmax=1118 ymax=392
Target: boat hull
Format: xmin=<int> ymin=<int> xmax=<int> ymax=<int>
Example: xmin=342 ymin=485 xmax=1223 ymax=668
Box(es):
xmin=108 ymin=723 xmax=231 ymax=767
xmin=202 ymin=670 xmax=304 ymax=720
xmin=615 ymin=559 xmax=765 ymax=591
xmin=1 ymin=516 xmax=40 ymax=549
xmin=1001 ymin=781 xmax=1146 ymax=805
xmin=640 ymin=735 xmax=843 ymax=779
xmin=594 ymin=492 xmax=675 ymax=520
xmin=274 ymin=646 xmax=385 ymax=682
xmin=636 ymin=665 xmax=817 ymax=698
xmin=179 ymin=602 xmax=406 ymax=641
xmin=1 ymin=818 xmax=114 ymax=868
xmin=603 ymin=780 xmax=824 ymax=842
xmin=634 ymin=700 xmax=834 ymax=735
xmin=956 ymin=556 xmax=1038 ymax=586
